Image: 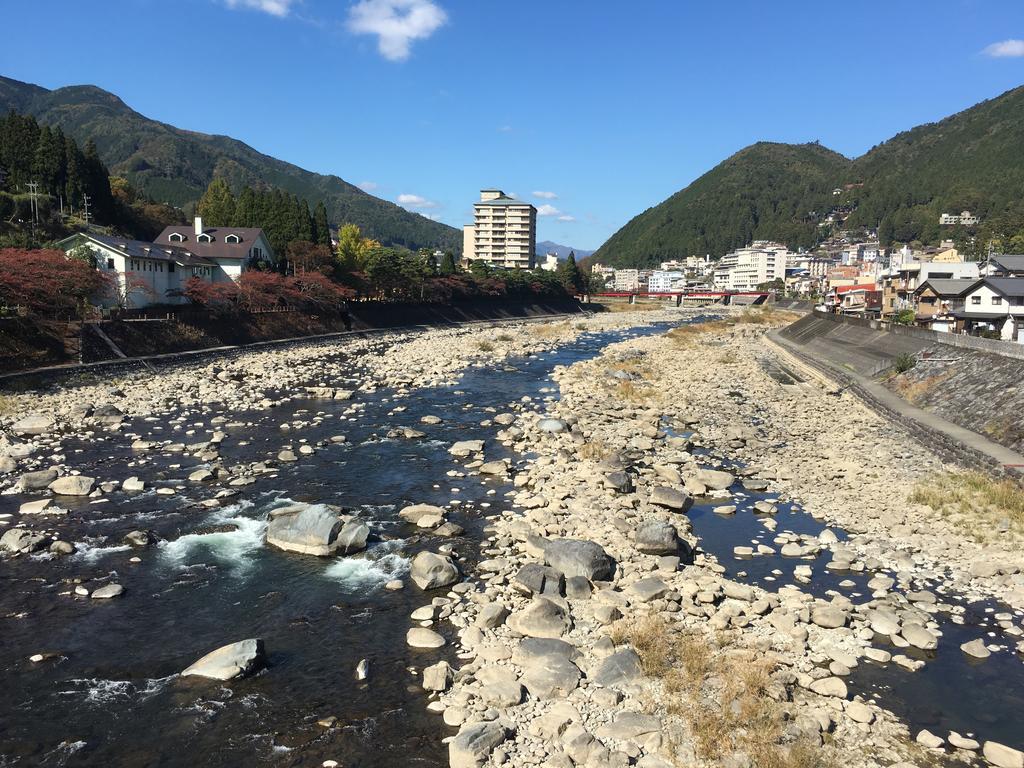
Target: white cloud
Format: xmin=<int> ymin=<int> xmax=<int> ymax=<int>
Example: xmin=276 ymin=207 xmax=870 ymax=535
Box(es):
xmin=224 ymin=0 xmax=296 ymax=16
xmin=557 ymin=215 xmax=576 ymax=222
xmin=537 ymin=204 xmax=561 ymax=217
xmin=983 ymin=39 xmax=1024 ymax=57
xmin=497 ymin=125 xmax=513 ymax=133
xmin=397 ymin=193 xmax=440 ymax=209
xmin=347 ymin=0 xmax=447 ymax=61
xmin=533 ymin=191 xmax=558 ymax=200
xmin=358 ymin=180 xmax=380 ymax=191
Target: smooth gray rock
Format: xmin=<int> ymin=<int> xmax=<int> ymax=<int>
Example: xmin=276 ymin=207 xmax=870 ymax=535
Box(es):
xmin=545 ymin=538 xmax=616 ymax=581
xmin=0 ymin=528 xmax=46 ymax=554
xmin=508 ymin=597 xmax=572 ymax=638
xmin=265 ymin=504 xmax=343 ymax=557
xmin=512 ymin=637 xmax=581 ymax=665
xmin=901 ymin=623 xmax=938 ymax=651
xmin=983 ymin=741 xmax=1024 ymax=768
xmin=811 ymin=606 xmax=848 ymax=629
xmin=449 ymin=440 xmax=485 ymax=457
xmin=695 ymin=468 xmax=735 ymax=491
xmin=407 ymin=627 xmax=446 ymax=648
xmin=182 ymin=639 xmax=265 ymax=680
xmin=399 ymin=503 xmax=446 ymax=524
xmin=649 ymin=486 xmax=692 ymax=511
xmin=512 ymin=563 xmax=564 ymax=596
xmin=596 ymin=711 xmax=662 ymax=741
xmin=12 ymin=415 xmax=53 ymax=436
xmin=808 ymin=676 xmax=847 ymax=698
xmin=628 ymin=576 xmax=669 ymax=603
xmin=476 ymin=603 xmax=509 ymax=629
xmin=336 ymin=520 xmax=370 ymax=554
xmin=49 ymin=476 xmax=96 ymax=496
xmin=564 ymin=576 xmax=592 ymax=600
xmin=634 ymin=520 xmax=679 ymax=555
xmin=423 ymin=660 xmax=453 ymax=691
xmin=592 ymin=649 xmax=643 ymax=687
xmin=449 ymin=721 xmax=508 ymax=768
xmin=91 ymin=584 xmax=124 ymax=599
xmin=520 ymin=652 xmax=581 ymax=699
xmin=124 ymin=530 xmax=155 ymax=548
xmin=410 ymin=551 xmax=459 ymax=590
xmin=537 ymin=418 xmax=568 ymax=433
xmin=18 ymin=469 xmax=58 ymax=491
xmin=91 ymin=404 xmax=125 ymax=426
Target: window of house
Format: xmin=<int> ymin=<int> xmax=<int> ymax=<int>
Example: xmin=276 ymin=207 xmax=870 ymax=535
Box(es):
xmin=972 ymin=296 xmax=982 ymax=305
xmin=225 ymin=234 xmax=240 ymax=244
xmin=198 ymin=233 xmax=213 ymax=243
xmin=169 ymin=262 xmax=175 ymax=273
xmin=107 ymin=258 xmax=115 ymax=270
xmin=993 ymin=296 xmax=1002 ymax=305
xmin=169 ymin=233 xmax=184 ymax=242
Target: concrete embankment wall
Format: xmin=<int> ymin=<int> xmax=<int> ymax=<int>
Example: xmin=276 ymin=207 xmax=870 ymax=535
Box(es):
xmin=0 ymin=299 xmax=585 ymax=387
xmin=779 ymin=312 xmax=1024 ymax=459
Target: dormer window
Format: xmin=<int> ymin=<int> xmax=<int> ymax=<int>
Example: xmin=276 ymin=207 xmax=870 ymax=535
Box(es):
xmin=169 ymin=232 xmax=186 ymax=242
xmin=225 ymin=234 xmax=241 ymax=244
xmin=197 ymin=233 xmax=213 ymax=243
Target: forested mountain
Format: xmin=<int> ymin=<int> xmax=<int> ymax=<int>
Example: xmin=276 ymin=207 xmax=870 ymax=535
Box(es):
xmin=536 ymin=241 xmax=594 ymax=260
xmin=595 ymin=84 xmax=1024 ymax=267
xmin=0 ymin=75 xmax=462 ymax=253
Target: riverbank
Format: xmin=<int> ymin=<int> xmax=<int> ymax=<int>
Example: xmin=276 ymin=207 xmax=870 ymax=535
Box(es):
xmin=430 ymin=312 xmax=1024 ymax=768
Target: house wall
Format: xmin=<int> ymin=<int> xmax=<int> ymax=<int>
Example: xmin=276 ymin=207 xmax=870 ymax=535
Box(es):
xmin=963 ymin=284 xmax=1024 ymax=316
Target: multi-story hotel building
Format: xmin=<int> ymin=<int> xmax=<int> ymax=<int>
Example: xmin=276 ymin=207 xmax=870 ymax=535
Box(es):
xmin=462 ymin=189 xmax=537 ymax=269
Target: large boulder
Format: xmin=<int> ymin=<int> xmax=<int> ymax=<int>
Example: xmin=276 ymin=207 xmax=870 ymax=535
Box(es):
xmin=649 ymin=486 xmax=692 ymax=511
xmin=12 ymin=415 xmax=53 ymax=436
xmin=410 ymin=551 xmax=459 ymax=590
xmin=696 ymin=468 xmax=735 ymax=491
xmin=399 ymin=504 xmax=446 ymax=525
xmin=0 ymin=528 xmax=47 ymax=554
xmin=449 ymin=440 xmax=485 ymax=457
xmin=449 ymin=721 xmax=509 ymax=768
xmin=983 ymin=741 xmax=1024 ymax=768
xmin=265 ymin=504 xmax=343 ymax=557
xmin=182 ymin=639 xmax=265 ymax=680
xmin=49 ymin=475 xmax=96 ymax=496
xmin=17 ymin=469 xmax=58 ymax=491
xmin=336 ymin=520 xmax=370 ymax=554
xmin=91 ymin=404 xmax=125 ymax=426
xmin=520 ymin=652 xmax=582 ymax=699
xmin=634 ymin=520 xmax=679 ymax=555
xmin=592 ymin=649 xmax=643 ymax=688
xmin=508 ymin=597 xmax=572 ymax=638
xmin=545 ymin=538 xmax=615 ymax=581
xmin=512 ymin=563 xmax=565 ymax=597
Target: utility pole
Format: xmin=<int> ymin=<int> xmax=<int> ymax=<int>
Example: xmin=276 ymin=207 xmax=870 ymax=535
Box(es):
xmin=82 ymin=193 xmax=92 ymax=229
xmin=27 ymin=181 xmax=39 ymax=243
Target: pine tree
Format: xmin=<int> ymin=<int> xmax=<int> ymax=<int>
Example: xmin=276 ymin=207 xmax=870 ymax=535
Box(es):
xmin=294 ymin=195 xmax=313 ymax=243
xmin=232 ymin=186 xmax=258 ymax=227
xmin=557 ymin=251 xmax=583 ymax=295
xmin=64 ymin=135 xmax=86 ymax=209
xmin=33 ymin=126 xmax=64 ymax=195
xmin=81 ymin=139 xmax=114 ymax=223
xmin=197 ymin=178 xmax=236 ymax=226
xmin=313 ymin=200 xmax=331 ymax=247
xmin=439 ymin=250 xmax=457 ymax=275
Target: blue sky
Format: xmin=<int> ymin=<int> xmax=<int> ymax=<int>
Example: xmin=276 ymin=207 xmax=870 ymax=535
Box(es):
xmin=2 ymin=0 xmax=1024 ymax=250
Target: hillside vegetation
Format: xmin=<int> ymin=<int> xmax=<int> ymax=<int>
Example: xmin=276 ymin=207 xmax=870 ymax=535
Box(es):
xmin=595 ymin=84 xmax=1024 ymax=267
xmin=0 ymin=75 xmax=461 ymax=253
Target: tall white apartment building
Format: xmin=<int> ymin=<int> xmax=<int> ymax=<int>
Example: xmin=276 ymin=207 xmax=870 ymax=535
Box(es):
xmin=462 ymin=189 xmax=537 ymax=269
xmin=713 ymin=241 xmax=791 ymax=291
xmin=648 ymin=270 xmax=685 ymax=292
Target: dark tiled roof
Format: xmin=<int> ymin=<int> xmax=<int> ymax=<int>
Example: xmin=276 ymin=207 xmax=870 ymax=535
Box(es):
xmin=154 ymin=226 xmax=269 ymax=261
xmin=915 ymin=278 xmax=978 ymax=297
xmin=65 ymin=233 xmax=211 ymax=267
xmin=980 ymin=277 xmax=1024 ymax=298
xmin=990 ymin=254 xmax=1024 ymax=274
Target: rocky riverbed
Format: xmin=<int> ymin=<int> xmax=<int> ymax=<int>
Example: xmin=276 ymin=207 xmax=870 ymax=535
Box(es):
xmin=3 ymin=308 xmax=1023 ymax=768
xmin=416 ymin=314 xmax=1024 ymax=768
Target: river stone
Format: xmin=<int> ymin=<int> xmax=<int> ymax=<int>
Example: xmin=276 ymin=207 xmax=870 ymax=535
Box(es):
xmin=449 ymin=721 xmax=508 ymax=768
xmin=49 ymin=476 xmax=96 ymax=496
xmin=50 ymin=540 xmax=75 ymax=555
xmin=476 ymin=603 xmax=509 ymax=629
xmin=603 ymin=470 xmax=633 ymax=493
xmin=410 ymin=551 xmax=459 ymax=590
xmin=449 ymin=440 xmax=484 ymax=457
xmin=336 ymin=520 xmax=370 ymax=554
xmin=592 ymin=649 xmax=643 ymax=688
xmin=983 ymin=741 xmax=1024 ymax=768
xmin=479 ymin=679 xmax=523 ymax=707
xmin=537 ymin=418 xmax=568 ymax=433
xmin=808 ymin=677 xmax=847 ymax=698
xmin=407 ymin=627 xmax=446 ymax=648
xmin=18 ymin=469 xmax=58 ymax=491
xmin=917 ymin=729 xmax=944 ymax=749
xmin=811 ymin=606 xmax=848 ymax=629
xmin=124 ymin=530 xmax=155 ymax=548
xmin=91 ymin=584 xmax=124 ymax=599
xmin=513 ymin=637 xmax=580 ymax=664
xmin=508 ymin=597 xmax=572 ymax=638
xmin=544 ymin=538 xmax=616 ymax=581
xmin=596 ymin=712 xmax=662 ymax=741
xmin=0 ymin=456 xmax=16 ymax=473
xmin=19 ymin=499 xmax=52 ymax=515
xmin=520 ymin=653 xmax=582 ymax=699
xmin=949 ymin=732 xmax=980 ymax=751
xmin=122 ymin=476 xmax=147 ymax=492
xmin=512 ymin=563 xmax=565 ymax=596
xmin=278 ymin=450 xmax=297 ymax=462
xmin=695 ymin=468 xmax=735 ymax=491
xmin=867 ymin=610 xmax=901 ymax=637
xmin=399 ymin=504 xmax=446 ymax=524
xmin=846 ymin=701 xmax=874 ymax=724
xmin=182 ymin=638 xmax=265 ymax=680
xmin=649 ymin=486 xmax=692 ymax=511
xmin=901 ymin=623 xmax=938 ymax=651
xmin=92 ymin=404 xmax=125 ymax=426
xmin=628 ymin=576 xmax=669 ymax=603
xmin=634 ymin=520 xmax=679 ymax=554
xmin=960 ymin=638 xmax=991 ymax=659
xmin=0 ymin=528 xmax=47 ymax=554
xmin=478 ymin=460 xmax=507 ymax=475
xmin=265 ymin=504 xmax=343 ymax=557
xmin=12 ymin=415 xmax=53 ymax=436
xmin=565 ymin=575 xmax=592 ymax=600
xmin=423 ymin=660 xmax=453 ymax=691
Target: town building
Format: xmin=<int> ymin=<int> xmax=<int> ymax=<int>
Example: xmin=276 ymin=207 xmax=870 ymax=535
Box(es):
xmin=984 ymin=254 xmax=1024 ymax=277
xmin=879 ymin=255 xmax=978 ymax=318
xmin=713 ymin=241 xmax=790 ymax=291
xmin=57 ymin=217 xmax=275 ymax=309
xmin=958 ymin=278 xmax=1024 ymax=341
xmin=648 ymin=270 xmax=685 ymax=293
xmin=939 ymin=210 xmax=980 ymax=227
xmin=462 ymin=189 xmax=537 ymax=269
xmin=540 ymin=252 xmax=559 ymax=272
xmin=912 ymin=278 xmax=977 ymax=331
xmin=613 ymin=269 xmax=640 ymax=292
xmin=825 ymin=283 xmax=881 ymax=315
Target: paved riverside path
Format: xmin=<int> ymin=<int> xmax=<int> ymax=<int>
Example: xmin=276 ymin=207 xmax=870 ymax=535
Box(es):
xmin=768 ymin=329 xmax=1024 ymax=476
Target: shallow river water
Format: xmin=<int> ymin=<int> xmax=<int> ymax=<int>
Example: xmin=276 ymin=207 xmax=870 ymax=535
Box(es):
xmin=1 ymin=318 xmax=1022 ymax=767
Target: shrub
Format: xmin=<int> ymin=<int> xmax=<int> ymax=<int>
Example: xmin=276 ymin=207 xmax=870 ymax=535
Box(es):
xmin=0 ymin=248 xmax=107 ymax=318
xmin=893 ymin=352 xmax=916 ymax=373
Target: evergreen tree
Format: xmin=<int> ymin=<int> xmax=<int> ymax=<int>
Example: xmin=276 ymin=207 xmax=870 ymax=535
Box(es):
xmin=232 ymin=186 xmax=259 ymax=227
xmin=294 ymin=195 xmax=313 ymax=243
xmin=313 ymin=200 xmax=331 ymax=247
xmin=197 ymin=178 xmax=236 ymax=226
xmin=439 ymin=250 xmax=457 ymax=275
xmin=32 ymin=125 xmax=63 ymax=195
xmin=64 ymin=134 xmax=86 ymax=209
xmin=557 ymin=251 xmax=584 ymax=295
xmin=82 ymin=139 xmax=114 ymax=223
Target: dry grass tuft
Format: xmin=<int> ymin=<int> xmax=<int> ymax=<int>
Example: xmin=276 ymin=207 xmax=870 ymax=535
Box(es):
xmin=909 ymin=470 xmax=1024 ymax=536
xmin=666 ymin=319 xmax=733 ymax=348
xmin=576 ymin=440 xmax=611 ymax=461
xmin=476 ymin=340 xmax=495 ymax=352
xmin=733 ymin=306 xmax=802 ymax=326
xmin=530 ymin=321 xmax=569 ymax=339
xmin=888 ymin=370 xmax=952 ymax=404
xmin=613 ymin=617 xmax=828 ymax=768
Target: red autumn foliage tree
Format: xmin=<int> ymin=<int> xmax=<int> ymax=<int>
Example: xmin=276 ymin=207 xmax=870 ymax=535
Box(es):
xmin=182 ymin=277 xmax=239 ymax=308
xmin=0 ymin=248 xmax=108 ymax=319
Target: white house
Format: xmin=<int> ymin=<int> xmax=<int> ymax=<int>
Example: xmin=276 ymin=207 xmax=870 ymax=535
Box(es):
xmin=58 ymin=217 xmax=276 ymax=309
xmin=960 ymin=278 xmax=1024 ymax=342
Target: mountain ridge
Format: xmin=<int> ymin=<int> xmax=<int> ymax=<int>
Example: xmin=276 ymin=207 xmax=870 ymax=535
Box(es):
xmin=0 ymin=75 xmax=463 ymax=253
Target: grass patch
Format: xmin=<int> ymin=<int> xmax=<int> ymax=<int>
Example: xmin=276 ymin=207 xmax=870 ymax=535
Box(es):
xmin=530 ymin=321 xmax=568 ymax=339
xmin=495 ymin=333 xmax=514 ymax=342
xmin=888 ymin=370 xmax=951 ymax=405
xmin=476 ymin=340 xmax=495 ymax=352
xmin=612 ymin=616 xmax=827 ymax=768
xmin=595 ymin=300 xmax=665 ymax=313
xmin=666 ymin=319 xmax=733 ymax=348
xmin=909 ymin=470 xmax=1024 ymax=536
xmin=576 ymin=440 xmax=610 ymax=461
xmin=733 ymin=306 xmax=802 ymax=326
